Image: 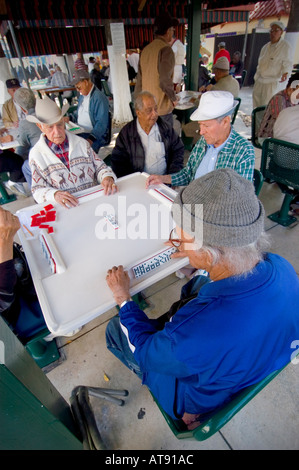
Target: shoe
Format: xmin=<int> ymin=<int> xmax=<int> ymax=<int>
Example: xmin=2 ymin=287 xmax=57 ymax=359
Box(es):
xmin=4 ymin=180 xmax=27 ymax=196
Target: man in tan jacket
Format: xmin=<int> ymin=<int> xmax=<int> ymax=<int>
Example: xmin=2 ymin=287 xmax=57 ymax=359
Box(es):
xmin=2 ymin=78 xmax=24 ymax=128
xmin=135 ymin=12 xmax=179 ymax=127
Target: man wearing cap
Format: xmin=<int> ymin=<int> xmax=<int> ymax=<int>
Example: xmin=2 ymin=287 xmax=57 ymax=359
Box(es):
xmin=69 ymin=69 xmax=110 ymax=153
xmin=2 ymin=78 xmax=24 ymax=128
xmin=213 ymin=42 xmax=231 ymax=65
xmin=27 ymin=95 xmax=117 ymax=206
xmin=105 ymin=168 xmax=299 ymax=427
xmin=253 ymin=21 xmax=293 ymax=109
xmin=135 ymin=12 xmax=179 ymax=127
xmin=147 ymin=91 xmax=255 ymax=188
xmin=200 ymin=57 xmax=240 ymax=98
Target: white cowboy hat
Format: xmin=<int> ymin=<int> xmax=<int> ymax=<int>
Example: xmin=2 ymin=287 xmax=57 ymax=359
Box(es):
xmin=26 ymin=95 xmax=69 ymax=125
xmin=190 ymin=91 xmax=238 ymax=121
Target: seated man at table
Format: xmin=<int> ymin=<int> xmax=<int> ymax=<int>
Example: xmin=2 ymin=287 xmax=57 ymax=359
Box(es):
xmin=105 ymin=168 xmax=299 ymax=428
xmin=200 ymin=57 xmax=240 ymax=98
xmin=2 ymin=78 xmax=25 ymax=128
xmin=0 ymin=206 xmax=48 ymax=338
xmin=13 ymin=87 xmax=42 ymax=189
xmin=69 ymin=70 xmax=110 ymax=153
xmin=27 ymin=95 xmax=117 ymax=207
xmin=273 ymin=86 xmax=299 ymax=145
xmin=0 ymin=129 xmax=28 ymax=196
xmin=48 ymin=65 xmax=73 ymax=101
xmin=147 ymin=91 xmax=255 ymax=189
xmin=110 ymin=91 xmax=184 ymax=178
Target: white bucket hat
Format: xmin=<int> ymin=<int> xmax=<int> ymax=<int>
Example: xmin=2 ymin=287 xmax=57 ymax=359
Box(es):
xmin=26 ymin=95 xmax=69 ymax=125
xmin=190 ymin=91 xmax=238 ymax=121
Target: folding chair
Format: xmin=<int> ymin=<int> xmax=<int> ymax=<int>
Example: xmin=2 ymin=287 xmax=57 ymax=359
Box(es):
xmin=251 ymin=106 xmax=266 ymax=149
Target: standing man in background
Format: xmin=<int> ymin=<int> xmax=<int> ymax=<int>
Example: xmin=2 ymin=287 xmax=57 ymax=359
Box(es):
xmin=170 ymin=34 xmax=185 ymax=91
xmin=213 ymin=42 xmax=231 ymax=65
xmin=252 ymin=21 xmax=292 ymax=108
xmin=135 ymin=12 xmax=179 ymax=127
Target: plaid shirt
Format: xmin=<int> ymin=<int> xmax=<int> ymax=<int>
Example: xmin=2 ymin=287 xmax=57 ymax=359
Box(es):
xmin=171 ymin=127 xmax=255 ymax=186
xmin=45 ymin=136 xmax=70 ymax=169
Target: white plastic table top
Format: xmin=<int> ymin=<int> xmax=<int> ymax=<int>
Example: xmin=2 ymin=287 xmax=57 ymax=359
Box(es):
xmin=16 ymin=173 xmax=188 ymax=336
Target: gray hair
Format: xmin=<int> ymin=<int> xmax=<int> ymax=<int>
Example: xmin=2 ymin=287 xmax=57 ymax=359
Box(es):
xmin=134 ymin=91 xmax=157 ymax=111
xmin=14 ymin=87 xmax=36 ymax=112
xmin=197 ymin=231 xmax=271 ymax=276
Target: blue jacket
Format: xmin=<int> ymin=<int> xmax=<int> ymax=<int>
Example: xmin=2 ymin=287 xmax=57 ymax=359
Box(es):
xmin=76 ymin=86 xmax=110 ymax=153
xmin=118 ymin=253 xmax=299 ymax=419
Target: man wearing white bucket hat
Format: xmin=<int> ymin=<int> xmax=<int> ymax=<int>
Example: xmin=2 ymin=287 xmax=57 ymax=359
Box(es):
xmin=252 ymin=21 xmax=293 ymax=108
xmin=146 ymin=90 xmax=255 ymax=188
xmin=27 ymin=95 xmax=117 ymax=206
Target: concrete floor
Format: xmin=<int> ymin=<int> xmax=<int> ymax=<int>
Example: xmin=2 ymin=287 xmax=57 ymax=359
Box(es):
xmin=5 ymin=86 xmax=299 ymax=450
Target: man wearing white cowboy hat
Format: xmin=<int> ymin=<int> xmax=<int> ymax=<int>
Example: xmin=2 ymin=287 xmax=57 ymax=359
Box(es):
xmin=27 ymin=95 xmax=117 ymax=207
xmin=146 ymin=90 xmax=255 ymax=189
xmin=252 ymin=20 xmax=293 ymax=108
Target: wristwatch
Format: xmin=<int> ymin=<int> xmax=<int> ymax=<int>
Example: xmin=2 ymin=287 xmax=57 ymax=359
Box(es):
xmin=120 ymin=298 xmax=132 ymax=308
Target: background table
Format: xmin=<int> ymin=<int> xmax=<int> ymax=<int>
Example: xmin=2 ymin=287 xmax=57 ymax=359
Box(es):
xmin=16 ymin=173 xmax=188 ymax=336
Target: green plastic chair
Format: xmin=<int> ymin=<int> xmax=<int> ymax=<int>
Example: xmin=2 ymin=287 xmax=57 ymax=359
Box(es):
xmin=251 ymin=106 xmax=266 ymax=149
xmin=231 ymin=97 xmax=241 ymax=125
xmin=181 ymin=129 xmax=194 ymax=152
xmin=240 ymin=69 xmax=247 ymax=88
xmin=101 ymin=79 xmax=113 ymax=99
xmin=253 ymin=168 xmax=264 ymax=196
xmin=261 ymin=137 xmax=299 ymax=226
xmin=0 ymin=172 xmax=17 ymax=205
xmin=152 ymin=364 xmax=286 ymax=441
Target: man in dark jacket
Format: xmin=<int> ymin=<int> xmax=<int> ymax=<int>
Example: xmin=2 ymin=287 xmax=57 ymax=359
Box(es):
xmin=111 ymin=91 xmax=184 ymax=178
xmin=0 ymin=207 xmax=47 ymax=338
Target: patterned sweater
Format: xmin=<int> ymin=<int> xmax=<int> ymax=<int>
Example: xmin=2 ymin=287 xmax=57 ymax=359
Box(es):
xmin=171 ymin=127 xmax=255 ymax=186
xmin=29 ymin=130 xmax=115 ymax=203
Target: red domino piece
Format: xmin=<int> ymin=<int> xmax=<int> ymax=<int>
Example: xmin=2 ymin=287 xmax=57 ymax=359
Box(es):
xmin=45 ymin=211 xmax=56 ymax=222
xmin=44 ymin=204 xmax=54 ymax=212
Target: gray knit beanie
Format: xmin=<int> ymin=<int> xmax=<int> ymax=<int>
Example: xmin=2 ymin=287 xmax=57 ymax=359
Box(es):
xmin=171 ymin=168 xmax=265 ymax=247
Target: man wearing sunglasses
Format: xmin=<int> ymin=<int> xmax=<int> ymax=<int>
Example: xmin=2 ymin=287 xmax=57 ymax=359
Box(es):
xmin=105 ymin=168 xmax=299 ymax=429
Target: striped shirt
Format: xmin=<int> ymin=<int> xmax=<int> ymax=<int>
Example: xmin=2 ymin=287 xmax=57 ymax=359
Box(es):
xmin=171 ymin=127 xmax=255 ymax=186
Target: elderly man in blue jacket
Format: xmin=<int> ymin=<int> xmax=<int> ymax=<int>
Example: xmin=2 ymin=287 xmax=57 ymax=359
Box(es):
xmin=70 ymin=70 xmax=110 ymax=153
xmin=105 ymin=168 xmax=299 ymax=429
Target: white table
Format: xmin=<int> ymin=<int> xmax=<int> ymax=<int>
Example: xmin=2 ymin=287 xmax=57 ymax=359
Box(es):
xmin=16 ymin=173 xmax=188 ymax=335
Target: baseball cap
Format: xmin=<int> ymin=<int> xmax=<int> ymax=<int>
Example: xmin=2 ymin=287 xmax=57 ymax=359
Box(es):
xmin=6 ymin=78 xmax=21 ymax=89
xmin=71 ymin=70 xmax=90 ymax=85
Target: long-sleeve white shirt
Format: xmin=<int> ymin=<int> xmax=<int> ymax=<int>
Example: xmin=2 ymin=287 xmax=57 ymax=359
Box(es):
xmin=254 ymin=38 xmax=292 ymax=84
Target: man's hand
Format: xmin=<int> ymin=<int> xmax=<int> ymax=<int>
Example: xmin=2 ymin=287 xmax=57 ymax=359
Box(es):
xmin=106 ymin=265 xmax=131 ymax=306
xmin=101 ymin=176 xmax=118 ymax=195
xmin=54 ymin=190 xmax=79 ymax=208
xmin=145 ymin=174 xmax=171 ymax=188
xmin=280 ymin=73 xmax=288 ymax=83
xmin=0 ymin=134 xmax=13 ymax=143
xmin=0 ymin=207 xmax=20 ymax=262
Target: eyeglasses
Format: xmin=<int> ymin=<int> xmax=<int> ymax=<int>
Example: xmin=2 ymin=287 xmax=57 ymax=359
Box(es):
xmin=270 ymin=28 xmax=282 ymax=33
xmin=168 ymin=228 xmax=194 ymax=248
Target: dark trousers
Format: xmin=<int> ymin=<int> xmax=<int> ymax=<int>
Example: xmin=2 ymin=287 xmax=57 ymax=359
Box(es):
xmin=0 ymin=150 xmax=26 ymax=182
